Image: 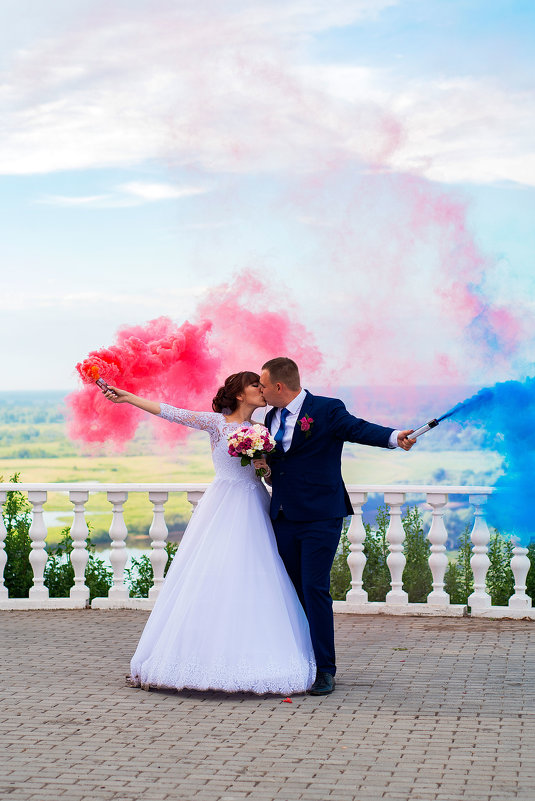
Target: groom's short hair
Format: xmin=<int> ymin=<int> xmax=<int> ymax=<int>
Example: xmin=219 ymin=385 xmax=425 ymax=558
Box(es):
xmin=262 ymin=357 xmax=300 ymax=391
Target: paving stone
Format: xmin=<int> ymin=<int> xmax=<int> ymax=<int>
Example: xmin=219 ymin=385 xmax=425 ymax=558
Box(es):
xmin=1 ymin=611 xmax=535 ymax=801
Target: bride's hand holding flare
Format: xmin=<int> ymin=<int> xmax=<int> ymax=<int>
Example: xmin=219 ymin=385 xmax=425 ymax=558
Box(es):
xmin=101 ymin=386 xmax=130 ymax=403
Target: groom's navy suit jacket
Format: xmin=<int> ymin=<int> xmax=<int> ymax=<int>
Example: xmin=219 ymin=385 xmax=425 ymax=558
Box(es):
xmin=265 ymin=391 xmax=394 ymax=522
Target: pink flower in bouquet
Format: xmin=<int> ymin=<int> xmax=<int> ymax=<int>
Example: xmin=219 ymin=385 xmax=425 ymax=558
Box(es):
xmin=227 ymin=424 xmax=276 ymax=477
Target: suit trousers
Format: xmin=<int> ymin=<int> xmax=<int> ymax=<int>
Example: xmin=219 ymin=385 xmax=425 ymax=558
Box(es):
xmin=272 ymin=512 xmax=343 ymax=676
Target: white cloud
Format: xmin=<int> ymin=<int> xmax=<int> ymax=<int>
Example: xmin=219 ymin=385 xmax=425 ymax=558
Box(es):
xmin=302 ymin=66 xmax=535 ymax=186
xmin=119 ymin=182 xmax=210 ymax=201
xmin=1 ymin=286 xmax=207 ymax=312
xmin=37 ymin=181 xmax=210 ymax=207
xmin=1 ymin=0 xmax=533 ymax=186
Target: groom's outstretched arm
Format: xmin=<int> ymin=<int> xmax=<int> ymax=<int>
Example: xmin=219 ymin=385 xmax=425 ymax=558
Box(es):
xmin=328 ymin=399 xmax=395 ymax=448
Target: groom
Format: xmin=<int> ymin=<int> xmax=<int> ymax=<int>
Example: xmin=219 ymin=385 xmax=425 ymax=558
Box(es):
xmin=260 ymin=357 xmax=416 ymax=695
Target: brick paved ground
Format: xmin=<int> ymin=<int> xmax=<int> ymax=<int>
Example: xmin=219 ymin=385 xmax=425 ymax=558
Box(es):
xmin=1 ymin=612 xmax=535 ymax=801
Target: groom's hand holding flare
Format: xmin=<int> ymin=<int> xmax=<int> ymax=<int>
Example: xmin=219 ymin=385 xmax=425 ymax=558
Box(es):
xmin=397 ymin=430 xmax=417 ymax=451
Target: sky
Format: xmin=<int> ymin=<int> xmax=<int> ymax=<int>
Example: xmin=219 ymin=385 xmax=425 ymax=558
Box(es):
xmin=1 ymin=0 xmax=534 ymax=391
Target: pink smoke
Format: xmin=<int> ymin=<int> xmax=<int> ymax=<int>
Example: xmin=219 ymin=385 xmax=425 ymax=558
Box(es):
xmin=285 ymin=168 xmax=526 ymax=385
xmin=67 ymin=272 xmax=323 ymax=447
xmin=69 ymin=318 xmax=218 ymax=446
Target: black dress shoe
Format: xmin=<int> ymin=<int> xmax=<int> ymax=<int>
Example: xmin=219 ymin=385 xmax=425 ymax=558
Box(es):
xmin=309 ymin=670 xmax=335 ymax=695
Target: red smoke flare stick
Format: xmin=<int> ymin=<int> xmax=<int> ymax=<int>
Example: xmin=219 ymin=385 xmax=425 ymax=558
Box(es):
xmin=88 ymin=365 xmax=118 ymax=397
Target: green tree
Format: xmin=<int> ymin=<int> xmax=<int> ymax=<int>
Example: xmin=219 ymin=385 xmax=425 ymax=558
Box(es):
xmin=2 ymin=473 xmax=33 ymax=598
xmin=444 ymin=525 xmax=474 ymax=604
xmin=402 ymin=506 xmax=432 ymax=603
xmin=486 ymin=530 xmax=514 ymax=606
xmin=526 ymin=542 xmax=535 ymax=601
xmin=362 ymin=506 xmax=391 ymax=602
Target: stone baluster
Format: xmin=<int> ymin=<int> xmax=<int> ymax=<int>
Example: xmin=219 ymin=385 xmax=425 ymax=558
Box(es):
xmin=28 ymin=490 xmax=49 ymax=601
xmin=107 ymin=491 xmax=129 ymax=601
xmin=385 ymin=492 xmax=408 ymax=605
xmin=467 ymin=494 xmax=491 ymax=611
xmin=0 ymin=491 xmax=8 ymax=600
xmin=148 ymin=491 xmax=169 ymax=601
xmin=345 ymin=491 xmax=368 ymax=604
xmin=508 ymin=542 xmax=532 ymax=610
xmin=426 ymin=492 xmax=450 ymax=606
xmin=69 ymin=490 xmax=90 ymax=604
xmin=187 ymin=490 xmax=205 ymax=513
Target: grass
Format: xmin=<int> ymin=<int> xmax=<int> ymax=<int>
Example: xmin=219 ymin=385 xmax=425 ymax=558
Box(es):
xmin=0 ymin=431 xmax=215 ymax=545
xmin=1 ymin=423 xmax=502 ymax=547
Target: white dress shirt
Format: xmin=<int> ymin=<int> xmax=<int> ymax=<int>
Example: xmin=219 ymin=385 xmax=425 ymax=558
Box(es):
xmin=267 ymin=388 xmax=400 ymax=450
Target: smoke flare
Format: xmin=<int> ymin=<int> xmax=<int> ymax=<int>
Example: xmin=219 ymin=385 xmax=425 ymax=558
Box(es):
xmin=438 ymin=378 xmax=535 ymax=546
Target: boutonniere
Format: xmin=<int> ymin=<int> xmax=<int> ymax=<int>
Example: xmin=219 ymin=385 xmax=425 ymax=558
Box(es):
xmin=297 ymin=414 xmax=314 ymax=437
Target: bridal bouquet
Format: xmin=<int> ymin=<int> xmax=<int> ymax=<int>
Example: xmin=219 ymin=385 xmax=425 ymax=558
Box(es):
xmin=227 ymin=425 xmax=276 ymax=477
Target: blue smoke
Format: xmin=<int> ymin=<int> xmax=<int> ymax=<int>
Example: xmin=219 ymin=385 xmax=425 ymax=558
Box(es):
xmin=438 ymin=378 xmax=535 ymax=546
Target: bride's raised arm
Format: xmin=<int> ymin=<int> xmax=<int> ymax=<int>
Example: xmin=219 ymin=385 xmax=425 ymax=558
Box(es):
xmin=101 ymin=386 xmax=161 ymax=416
xmin=102 ymin=387 xmax=220 ymax=434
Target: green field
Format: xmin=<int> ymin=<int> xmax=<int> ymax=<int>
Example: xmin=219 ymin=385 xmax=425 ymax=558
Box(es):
xmin=0 ymin=393 xmax=502 ymax=549
xmin=0 ymin=429 xmax=216 ymax=545
xmin=0 ymin=439 xmax=501 ymax=548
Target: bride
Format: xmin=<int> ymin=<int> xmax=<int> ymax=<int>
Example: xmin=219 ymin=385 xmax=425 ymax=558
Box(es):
xmin=102 ymin=371 xmax=316 ymax=694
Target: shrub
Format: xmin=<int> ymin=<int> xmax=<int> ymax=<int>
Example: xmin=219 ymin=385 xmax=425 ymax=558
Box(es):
xmin=1 ymin=473 xmax=33 ymax=598
xmin=44 ymin=525 xmax=114 ymax=602
xmin=527 ymin=543 xmax=535 ymax=602
xmin=329 ymin=521 xmax=351 ymax=601
xmin=125 ymin=542 xmax=179 ymax=598
xmin=330 ymin=505 xmax=432 ymax=603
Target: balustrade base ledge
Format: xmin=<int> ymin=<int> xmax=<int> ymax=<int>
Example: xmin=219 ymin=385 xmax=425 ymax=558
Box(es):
xmin=1 ymin=601 xmax=534 ymax=619
xmin=470 ymin=606 xmax=535 ymax=620
xmin=91 ymin=597 xmax=153 ymax=610
xmin=0 ymin=598 xmax=89 ymax=611
xmin=333 ymin=601 xmax=467 ymax=617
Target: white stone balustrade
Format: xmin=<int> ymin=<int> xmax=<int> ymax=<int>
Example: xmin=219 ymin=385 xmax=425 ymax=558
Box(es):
xmin=148 ymin=491 xmax=169 ymax=601
xmin=385 ymin=491 xmax=408 ymax=606
xmin=467 ymin=494 xmax=492 ymax=612
xmin=509 ymin=545 xmax=531 ymax=610
xmin=69 ymin=490 xmax=90 ymax=604
xmin=27 ymin=490 xmax=49 ymax=602
xmin=0 ymin=490 xmax=8 ymax=601
xmin=0 ymin=482 xmax=533 ymax=618
xmin=426 ymin=492 xmax=450 ymax=607
xmin=345 ymin=491 xmax=368 ymax=605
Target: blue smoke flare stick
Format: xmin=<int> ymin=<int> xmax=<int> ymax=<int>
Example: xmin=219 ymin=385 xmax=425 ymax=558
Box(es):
xmin=409 ymin=418 xmax=439 ymax=439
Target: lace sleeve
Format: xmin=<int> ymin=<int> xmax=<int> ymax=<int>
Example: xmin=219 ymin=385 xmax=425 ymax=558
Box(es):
xmin=158 ymin=403 xmax=222 ymax=436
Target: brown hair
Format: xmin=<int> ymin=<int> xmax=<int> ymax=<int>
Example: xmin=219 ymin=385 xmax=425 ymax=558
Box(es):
xmin=261 ymin=357 xmax=300 ymax=391
xmin=212 ymin=371 xmax=260 ymax=413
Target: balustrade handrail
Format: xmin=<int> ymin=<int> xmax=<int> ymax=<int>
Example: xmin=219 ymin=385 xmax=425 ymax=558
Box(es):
xmin=0 ymin=480 xmax=531 ymax=618
xmin=0 ymin=482 xmax=495 ymax=493
xmin=0 ymin=482 xmax=211 ymax=492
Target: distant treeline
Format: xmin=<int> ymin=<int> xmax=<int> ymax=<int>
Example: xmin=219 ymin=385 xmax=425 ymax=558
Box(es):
xmin=1 ymin=388 xmax=494 ymax=450
xmin=0 ymin=392 xmax=66 ymax=425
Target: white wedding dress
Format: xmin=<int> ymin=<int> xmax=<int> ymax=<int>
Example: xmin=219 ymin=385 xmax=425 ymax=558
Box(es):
xmin=129 ymin=404 xmax=316 ymax=694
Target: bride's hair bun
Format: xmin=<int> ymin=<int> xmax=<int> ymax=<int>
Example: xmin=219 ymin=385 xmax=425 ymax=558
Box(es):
xmin=212 ymin=371 xmax=260 ymax=413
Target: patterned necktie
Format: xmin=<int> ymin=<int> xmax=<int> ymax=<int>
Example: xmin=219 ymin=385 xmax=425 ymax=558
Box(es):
xmin=274 ymin=408 xmax=290 ymax=452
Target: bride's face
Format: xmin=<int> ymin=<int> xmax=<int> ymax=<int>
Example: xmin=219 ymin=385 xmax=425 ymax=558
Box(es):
xmin=239 ymin=381 xmax=267 ymax=408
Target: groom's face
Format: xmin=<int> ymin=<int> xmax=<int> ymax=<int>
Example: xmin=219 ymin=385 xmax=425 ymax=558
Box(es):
xmin=259 ymin=369 xmax=281 ymax=407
